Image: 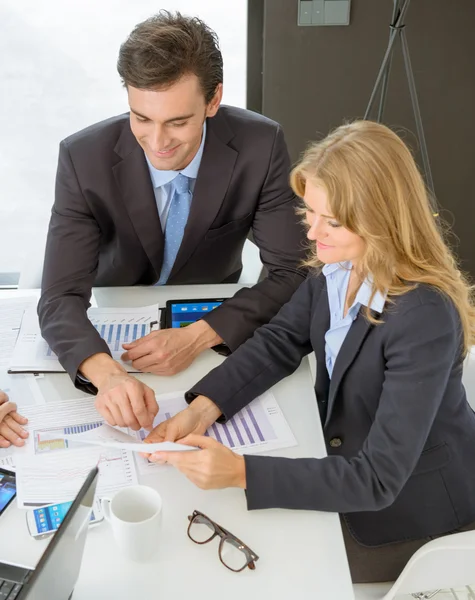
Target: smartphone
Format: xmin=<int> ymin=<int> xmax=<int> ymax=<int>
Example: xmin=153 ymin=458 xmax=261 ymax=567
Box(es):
xmin=26 ymin=498 xmax=103 ymax=539
xmin=0 ymin=467 xmax=16 ymax=517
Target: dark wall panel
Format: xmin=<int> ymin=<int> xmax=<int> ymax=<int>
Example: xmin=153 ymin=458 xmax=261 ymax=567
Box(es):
xmin=259 ymin=0 xmax=475 ymax=274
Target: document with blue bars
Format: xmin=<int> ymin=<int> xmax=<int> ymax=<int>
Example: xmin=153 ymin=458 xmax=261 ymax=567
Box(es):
xmin=8 ymin=305 xmax=159 ymax=374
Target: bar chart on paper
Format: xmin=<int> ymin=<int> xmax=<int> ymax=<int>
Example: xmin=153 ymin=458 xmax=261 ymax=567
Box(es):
xmin=135 ymin=391 xmax=297 ymax=462
xmin=9 ymin=305 xmax=160 ymax=373
xmin=44 ymin=321 xmax=149 ymax=359
xmin=205 ymin=404 xmax=277 ymax=448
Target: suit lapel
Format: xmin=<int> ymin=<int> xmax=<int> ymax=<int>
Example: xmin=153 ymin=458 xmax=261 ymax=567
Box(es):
xmin=312 ymin=281 xmax=331 ymax=422
xmin=113 ymin=121 xmax=164 ymax=279
xmin=167 ymin=114 xmax=238 ymax=281
xmin=324 ymin=308 xmax=373 ymax=427
xmin=312 ymin=279 xmax=330 ymax=376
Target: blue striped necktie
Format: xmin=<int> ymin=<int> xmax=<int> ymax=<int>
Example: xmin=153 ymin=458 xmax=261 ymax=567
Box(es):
xmin=157 ymin=173 xmax=191 ymax=285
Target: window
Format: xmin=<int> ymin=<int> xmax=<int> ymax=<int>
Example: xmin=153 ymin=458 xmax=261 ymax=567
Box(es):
xmin=0 ymin=0 xmax=247 ymax=283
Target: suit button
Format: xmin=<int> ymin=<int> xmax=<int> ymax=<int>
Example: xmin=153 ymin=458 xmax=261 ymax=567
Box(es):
xmin=329 ymin=437 xmax=342 ymax=448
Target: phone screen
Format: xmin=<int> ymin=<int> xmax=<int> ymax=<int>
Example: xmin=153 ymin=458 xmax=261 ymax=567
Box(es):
xmin=0 ymin=471 xmax=16 ymax=516
xmin=33 ymin=501 xmax=97 ymax=534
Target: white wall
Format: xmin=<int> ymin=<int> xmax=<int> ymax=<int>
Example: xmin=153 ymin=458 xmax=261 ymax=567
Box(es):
xmin=0 ymin=0 xmax=247 ymax=275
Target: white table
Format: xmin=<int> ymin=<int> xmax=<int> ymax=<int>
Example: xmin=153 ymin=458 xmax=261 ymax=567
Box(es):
xmin=0 ymin=286 xmax=354 ymax=600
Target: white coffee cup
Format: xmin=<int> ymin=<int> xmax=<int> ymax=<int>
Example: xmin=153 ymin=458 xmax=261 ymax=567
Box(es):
xmin=101 ymin=485 xmax=162 ymax=562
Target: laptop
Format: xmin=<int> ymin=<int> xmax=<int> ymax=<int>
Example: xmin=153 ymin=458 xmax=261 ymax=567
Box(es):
xmin=0 ymin=467 xmax=99 ymax=600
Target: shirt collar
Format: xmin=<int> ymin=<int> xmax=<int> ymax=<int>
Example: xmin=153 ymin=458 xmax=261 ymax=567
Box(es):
xmin=355 ymin=276 xmax=386 ymax=314
xmin=322 ymin=260 xmax=351 ymax=277
xmin=322 ymin=261 xmax=386 ymax=314
xmin=146 ymin=120 xmax=207 ymax=189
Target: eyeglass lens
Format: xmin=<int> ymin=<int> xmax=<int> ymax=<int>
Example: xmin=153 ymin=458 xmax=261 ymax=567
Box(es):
xmin=188 ymin=514 xmax=216 ymax=543
xmin=219 ymin=537 xmax=249 ymax=571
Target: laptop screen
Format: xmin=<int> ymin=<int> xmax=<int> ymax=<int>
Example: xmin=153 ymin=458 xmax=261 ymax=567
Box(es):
xmin=21 ymin=468 xmax=98 ymax=600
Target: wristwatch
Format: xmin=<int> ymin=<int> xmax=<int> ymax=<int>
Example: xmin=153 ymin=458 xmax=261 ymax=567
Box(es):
xmin=211 ymin=343 xmax=231 ymax=357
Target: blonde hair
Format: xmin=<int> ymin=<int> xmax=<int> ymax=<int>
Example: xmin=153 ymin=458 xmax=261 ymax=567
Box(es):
xmin=290 ymin=120 xmax=475 ymax=354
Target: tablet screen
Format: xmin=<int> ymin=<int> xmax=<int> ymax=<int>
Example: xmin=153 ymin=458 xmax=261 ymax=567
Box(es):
xmin=170 ymin=301 xmax=223 ymax=328
xmin=0 ymin=470 xmax=16 ymax=516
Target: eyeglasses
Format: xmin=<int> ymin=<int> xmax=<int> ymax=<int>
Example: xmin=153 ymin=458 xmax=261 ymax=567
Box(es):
xmin=187 ymin=510 xmax=259 ymax=572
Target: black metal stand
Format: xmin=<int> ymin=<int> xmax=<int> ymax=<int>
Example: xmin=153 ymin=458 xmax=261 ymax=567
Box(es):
xmin=365 ymin=0 xmax=437 ymax=209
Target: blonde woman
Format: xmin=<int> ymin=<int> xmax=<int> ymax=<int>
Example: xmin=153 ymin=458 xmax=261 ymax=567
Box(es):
xmin=0 ymin=390 xmax=28 ymax=448
xmin=144 ymin=121 xmax=475 ymax=582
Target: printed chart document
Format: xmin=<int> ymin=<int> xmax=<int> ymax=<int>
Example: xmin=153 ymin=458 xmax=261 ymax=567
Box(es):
xmin=12 ymin=399 xmax=138 ymax=506
xmin=0 ymin=297 xmax=37 ymax=368
xmin=9 ymin=305 xmax=160 ymax=374
xmin=0 ymin=373 xmax=45 ymax=471
xmin=133 ymin=390 xmax=297 ymax=472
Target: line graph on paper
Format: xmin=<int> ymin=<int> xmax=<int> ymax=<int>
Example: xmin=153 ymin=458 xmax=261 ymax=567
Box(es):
xmin=23 ymin=452 xmax=125 ymax=482
xmin=16 ymin=446 xmax=138 ymax=507
xmin=31 ymin=433 xmax=136 ymax=487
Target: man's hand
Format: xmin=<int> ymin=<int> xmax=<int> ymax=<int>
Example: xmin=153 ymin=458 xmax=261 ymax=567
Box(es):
xmin=149 ymin=434 xmax=247 ymax=490
xmin=121 ymin=320 xmax=223 ymax=376
xmin=79 ymin=353 xmax=158 ymax=431
xmin=95 ymin=373 xmax=158 ymax=431
xmin=0 ymin=390 xmax=29 ymax=448
xmin=144 ymin=395 xmax=222 ymax=444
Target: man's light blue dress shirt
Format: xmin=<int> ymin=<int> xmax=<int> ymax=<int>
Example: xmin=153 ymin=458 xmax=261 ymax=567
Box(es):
xmin=323 ymin=261 xmax=386 ymax=377
xmin=145 ymin=121 xmax=207 ymax=230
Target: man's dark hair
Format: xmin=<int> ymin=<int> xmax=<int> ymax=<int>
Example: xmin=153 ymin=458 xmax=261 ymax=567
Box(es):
xmin=117 ymin=11 xmax=223 ymax=104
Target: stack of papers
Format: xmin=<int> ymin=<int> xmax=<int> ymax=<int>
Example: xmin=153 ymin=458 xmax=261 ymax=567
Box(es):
xmin=11 ymin=397 xmax=197 ymax=507
xmin=12 ymin=399 xmax=138 ymax=507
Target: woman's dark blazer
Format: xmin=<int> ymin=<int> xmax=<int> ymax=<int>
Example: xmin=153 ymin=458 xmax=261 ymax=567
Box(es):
xmin=187 ymin=273 xmax=475 ymax=546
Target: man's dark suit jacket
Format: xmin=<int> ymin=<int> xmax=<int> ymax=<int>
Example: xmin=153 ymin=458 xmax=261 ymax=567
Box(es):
xmin=38 ymin=106 xmax=307 ymax=389
xmin=186 ymin=274 xmax=475 ymax=547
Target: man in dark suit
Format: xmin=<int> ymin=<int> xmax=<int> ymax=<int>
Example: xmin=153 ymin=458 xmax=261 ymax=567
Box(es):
xmin=38 ymin=11 xmax=306 ymax=431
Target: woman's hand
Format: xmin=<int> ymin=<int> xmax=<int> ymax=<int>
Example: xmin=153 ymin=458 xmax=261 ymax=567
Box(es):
xmin=0 ymin=391 xmax=29 ymax=448
xmin=149 ymin=434 xmax=246 ymax=490
xmin=143 ymin=395 xmax=222 ymax=445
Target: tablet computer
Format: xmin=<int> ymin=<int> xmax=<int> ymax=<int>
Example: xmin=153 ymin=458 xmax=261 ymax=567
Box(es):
xmin=0 ymin=467 xmax=16 ymax=517
xmin=163 ymin=298 xmax=226 ymax=329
